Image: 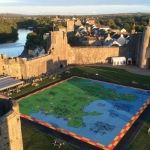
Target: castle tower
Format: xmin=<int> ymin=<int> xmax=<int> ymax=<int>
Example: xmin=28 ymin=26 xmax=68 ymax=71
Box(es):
xmin=0 ymin=96 xmax=23 ymax=150
xmin=67 ymin=20 xmax=74 ymax=35
xmin=48 ymin=31 xmax=68 ymax=69
xmin=139 ymin=25 xmax=150 ymax=69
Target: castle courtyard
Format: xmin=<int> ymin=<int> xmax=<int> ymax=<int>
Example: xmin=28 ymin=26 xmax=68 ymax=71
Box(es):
xmin=17 ymin=74 xmax=150 ymax=150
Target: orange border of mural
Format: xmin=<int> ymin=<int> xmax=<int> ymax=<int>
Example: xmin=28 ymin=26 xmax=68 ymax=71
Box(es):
xmin=17 ymin=76 xmax=150 ymax=150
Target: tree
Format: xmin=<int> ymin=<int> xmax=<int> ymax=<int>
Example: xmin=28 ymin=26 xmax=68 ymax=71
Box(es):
xmin=106 ymin=19 xmax=116 ymax=27
xmin=125 ymin=17 xmax=135 ymax=24
xmin=95 ymin=19 xmax=100 ymax=26
xmin=26 ymin=32 xmax=37 ymax=42
xmin=135 ymin=25 xmax=144 ymax=32
xmin=0 ymin=22 xmax=18 ymax=43
xmin=140 ymin=21 xmax=147 ymax=26
xmin=114 ymin=18 xmax=122 ymax=26
xmin=68 ymin=36 xmax=83 ymax=46
xmin=123 ymin=23 xmax=131 ymax=32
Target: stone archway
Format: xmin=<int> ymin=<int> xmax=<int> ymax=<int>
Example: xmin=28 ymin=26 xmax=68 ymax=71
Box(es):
xmin=60 ymin=64 xmax=63 ymax=68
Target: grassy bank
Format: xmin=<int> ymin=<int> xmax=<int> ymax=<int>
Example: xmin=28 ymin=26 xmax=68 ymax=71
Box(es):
xmin=127 ymin=117 xmax=150 ymax=150
xmin=22 ymin=125 xmax=81 ymax=150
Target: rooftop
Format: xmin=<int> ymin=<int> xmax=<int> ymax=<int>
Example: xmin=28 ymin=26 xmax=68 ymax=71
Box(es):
xmin=0 ymin=76 xmax=24 ymax=92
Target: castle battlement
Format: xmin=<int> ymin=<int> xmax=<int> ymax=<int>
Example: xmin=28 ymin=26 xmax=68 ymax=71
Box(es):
xmin=0 ymin=54 xmax=7 ymax=59
xmin=1 ymin=25 xmax=150 ymax=79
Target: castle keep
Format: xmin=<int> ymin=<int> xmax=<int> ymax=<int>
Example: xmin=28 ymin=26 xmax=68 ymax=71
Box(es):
xmin=0 ymin=25 xmax=150 ymax=79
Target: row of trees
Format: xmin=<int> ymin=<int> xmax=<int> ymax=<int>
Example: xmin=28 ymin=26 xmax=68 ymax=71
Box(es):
xmin=26 ymin=17 xmax=54 ymax=50
xmin=0 ymin=22 xmax=18 ymax=43
xmin=95 ymin=15 xmax=150 ymax=32
xmin=26 ymin=17 xmax=67 ymax=50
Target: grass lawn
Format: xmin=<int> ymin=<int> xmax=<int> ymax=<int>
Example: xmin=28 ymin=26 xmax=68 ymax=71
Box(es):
xmin=12 ymin=66 xmax=150 ymax=98
xmin=22 ymin=125 xmax=81 ymax=150
xmin=12 ymin=72 xmax=71 ymax=98
xmin=13 ymin=66 xmax=150 ymax=150
xmin=127 ymin=117 xmax=150 ymax=150
xmin=72 ymin=66 xmax=150 ymax=89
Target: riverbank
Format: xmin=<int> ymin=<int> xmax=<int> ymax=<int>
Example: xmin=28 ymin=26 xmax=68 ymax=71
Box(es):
xmin=0 ymin=38 xmax=18 ymax=44
xmin=0 ymin=29 xmax=32 ymax=57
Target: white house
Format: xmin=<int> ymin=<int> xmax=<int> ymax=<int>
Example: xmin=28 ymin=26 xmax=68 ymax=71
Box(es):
xmin=77 ymin=25 xmax=85 ymax=32
xmin=104 ymin=40 xmax=121 ymax=47
xmin=111 ymin=57 xmax=126 ymax=65
xmin=111 ymin=29 xmax=120 ymax=33
xmin=120 ymin=28 xmax=126 ymax=33
xmin=28 ymin=47 xmax=45 ymax=57
xmin=104 ymin=33 xmax=113 ymax=42
xmin=99 ymin=26 xmax=110 ymax=31
xmin=112 ymin=34 xmax=128 ymax=46
xmin=43 ymin=33 xmax=49 ymax=40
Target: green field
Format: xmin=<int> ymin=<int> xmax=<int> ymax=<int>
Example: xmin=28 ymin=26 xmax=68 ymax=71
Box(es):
xmin=12 ymin=66 xmax=150 ymax=98
xmin=128 ymin=117 xmax=150 ymax=150
xmin=22 ymin=125 xmax=81 ymax=150
xmin=13 ymin=66 xmax=150 ymax=150
xmin=19 ymin=77 xmax=137 ymax=128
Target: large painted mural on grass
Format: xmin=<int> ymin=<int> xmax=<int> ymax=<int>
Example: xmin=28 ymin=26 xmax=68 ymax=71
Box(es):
xmin=18 ymin=77 xmax=150 ymax=150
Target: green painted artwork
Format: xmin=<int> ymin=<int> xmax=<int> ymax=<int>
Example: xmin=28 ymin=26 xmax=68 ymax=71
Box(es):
xmin=18 ymin=77 xmax=136 ymax=128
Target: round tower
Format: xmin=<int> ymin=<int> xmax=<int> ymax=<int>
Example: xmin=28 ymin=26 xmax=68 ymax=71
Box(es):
xmin=0 ymin=97 xmax=23 ymax=150
xmin=139 ymin=26 xmax=150 ymax=68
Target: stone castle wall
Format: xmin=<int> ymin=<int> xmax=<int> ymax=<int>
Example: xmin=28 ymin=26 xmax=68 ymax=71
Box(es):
xmin=67 ymin=20 xmax=74 ymax=35
xmin=0 ymin=101 xmax=23 ymax=150
xmin=139 ymin=26 xmax=150 ymax=68
xmin=0 ymin=55 xmax=24 ymax=79
xmin=68 ymin=46 xmax=119 ymax=64
xmin=0 ymin=26 xmax=149 ymax=79
xmin=0 ymin=31 xmax=68 ymax=79
xmin=127 ymin=33 xmax=143 ymax=65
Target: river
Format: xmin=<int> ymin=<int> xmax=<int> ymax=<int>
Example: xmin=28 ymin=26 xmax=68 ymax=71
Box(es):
xmin=0 ymin=29 xmax=32 ymax=57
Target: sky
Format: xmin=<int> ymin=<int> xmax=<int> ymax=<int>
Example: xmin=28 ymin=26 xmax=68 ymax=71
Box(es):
xmin=0 ymin=0 xmax=150 ymax=15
